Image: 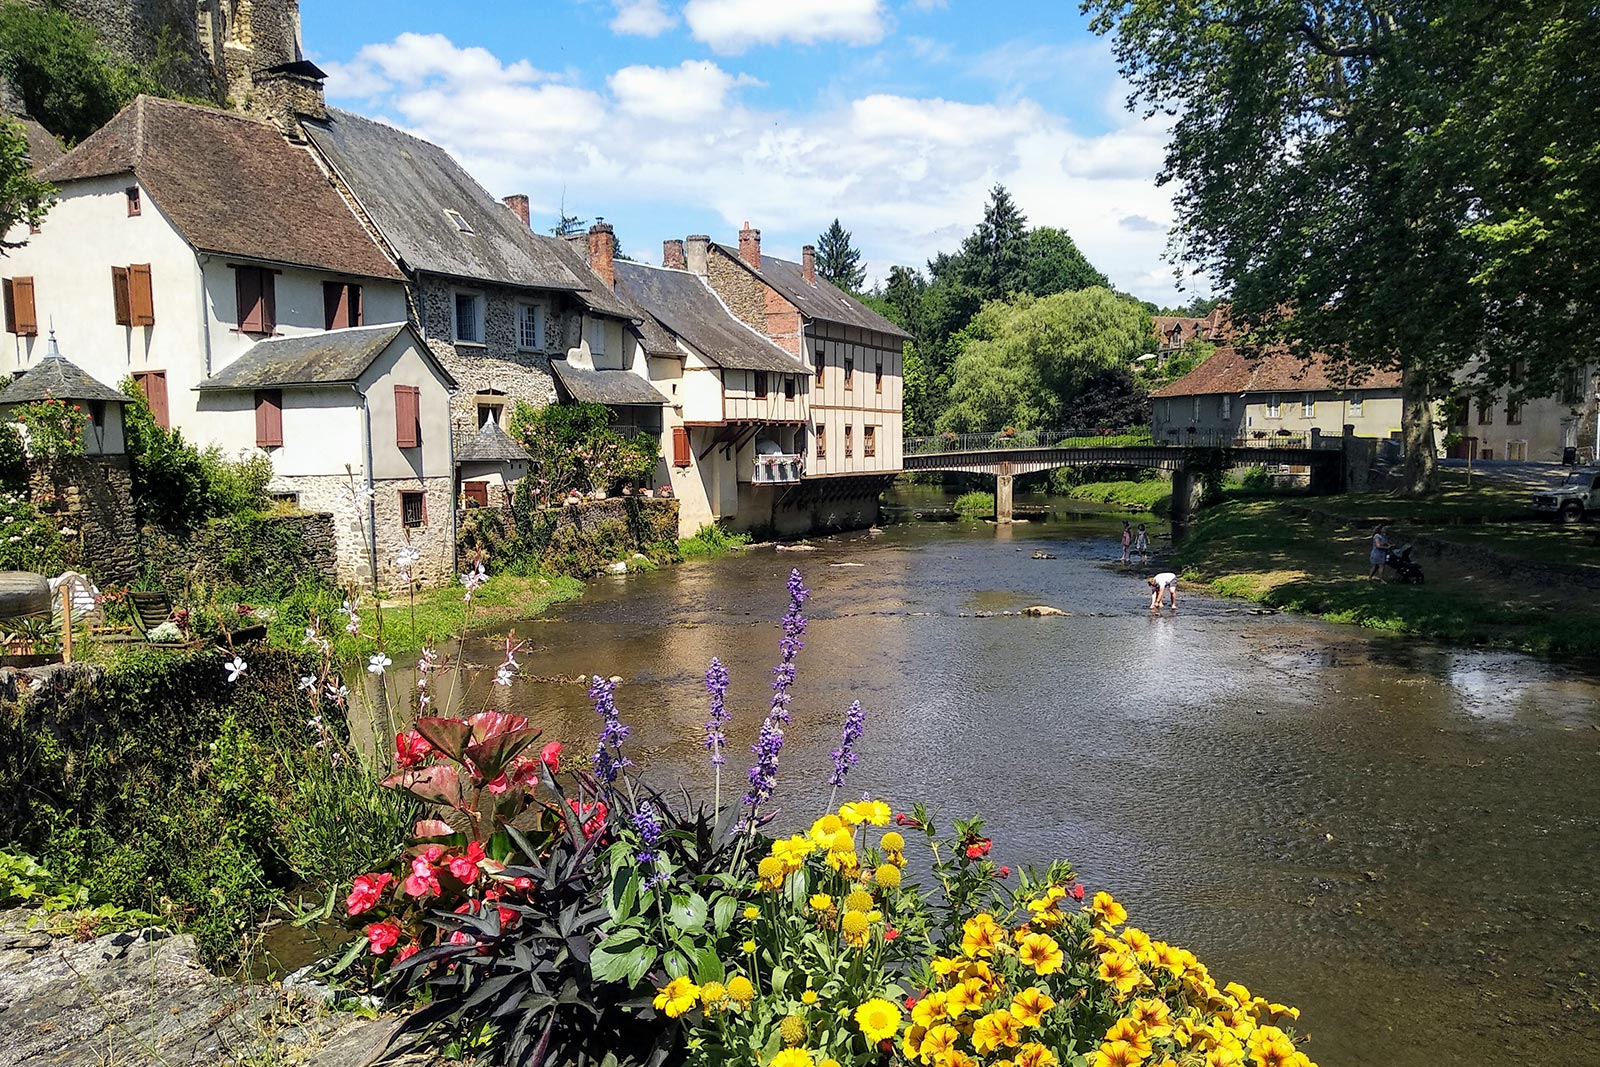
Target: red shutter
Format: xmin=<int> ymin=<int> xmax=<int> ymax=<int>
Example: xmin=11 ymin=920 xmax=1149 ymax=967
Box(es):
xmin=672 ymin=425 xmax=690 ymax=467
xmin=112 ymin=267 xmax=131 ymax=326
xmin=128 ymin=264 xmax=154 ymax=326
xmin=324 ymin=282 xmax=348 ymax=330
xmin=138 ymin=371 xmax=169 ymax=429
xmin=8 ymin=277 xmax=36 ymax=336
xmin=260 ymin=270 xmax=276 ymax=334
xmin=238 ymin=268 xmax=263 ymax=332
xmin=395 ymin=385 xmax=420 ymax=448
xmin=255 ymin=389 xmax=283 ymax=447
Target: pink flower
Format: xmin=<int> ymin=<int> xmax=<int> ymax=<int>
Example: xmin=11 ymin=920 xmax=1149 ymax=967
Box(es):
xmin=366 ymin=919 xmax=401 ymax=955
xmin=403 ymin=856 xmax=441 ymax=899
xmin=998 ymin=866 xmax=1011 ymax=879
xmin=447 ymin=841 xmax=486 ymax=884
xmin=395 ymin=728 xmax=433 ymax=768
xmin=512 ymin=876 xmax=533 ymax=892
xmin=449 ymin=930 xmax=472 ymax=945
xmin=420 ymin=844 xmax=446 ymax=864
xmin=496 ymin=905 xmax=518 ymax=929
xmin=965 ymin=839 xmax=991 ymax=860
xmin=540 ymin=740 xmax=563 ymax=772
xmin=345 ymin=871 xmax=392 ymax=916
xmin=484 ymin=770 xmax=511 ymax=795
xmin=569 ymin=798 xmax=608 ymax=839
xmin=1071 ymin=883 xmax=1085 ymax=901
xmin=395 ymin=942 xmax=420 ymax=962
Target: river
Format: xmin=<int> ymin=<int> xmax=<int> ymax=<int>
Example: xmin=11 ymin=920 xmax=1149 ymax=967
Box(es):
xmin=437 ymin=492 xmax=1598 ymax=1067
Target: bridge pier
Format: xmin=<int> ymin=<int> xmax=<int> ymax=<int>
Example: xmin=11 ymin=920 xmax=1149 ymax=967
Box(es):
xmin=1169 ymin=469 xmax=1203 ymax=525
xmin=995 ymin=469 xmax=1014 ymax=524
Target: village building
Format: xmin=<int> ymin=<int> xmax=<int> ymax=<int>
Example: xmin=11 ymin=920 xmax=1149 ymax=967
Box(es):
xmin=1 ymin=95 xmax=457 ymax=588
xmin=1442 ymin=366 xmax=1600 ymax=464
xmin=1151 ymin=306 xmax=1229 ymax=360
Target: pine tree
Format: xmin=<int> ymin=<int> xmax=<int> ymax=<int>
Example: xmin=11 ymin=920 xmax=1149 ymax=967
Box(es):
xmin=814 ymin=218 xmax=866 ymax=292
xmin=958 ymin=184 xmax=1029 ymax=300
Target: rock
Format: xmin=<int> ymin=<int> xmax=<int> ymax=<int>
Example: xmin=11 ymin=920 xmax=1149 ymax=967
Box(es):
xmin=775 ymin=543 xmax=818 ymax=552
xmin=1030 ymin=551 xmax=1057 ymax=560
xmin=1023 ymin=605 xmax=1068 ymax=617
xmin=604 ymin=561 xmax=628 ymax=574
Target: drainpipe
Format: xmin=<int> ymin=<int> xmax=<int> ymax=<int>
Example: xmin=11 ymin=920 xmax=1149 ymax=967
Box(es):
xmin=198 ymin=253 xmax=215 ymax=376
xmin=361 ymin=386 xmax=379 ymax=594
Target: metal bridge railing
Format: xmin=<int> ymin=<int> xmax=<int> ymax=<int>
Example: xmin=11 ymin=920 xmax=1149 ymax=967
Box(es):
xmin=903 ymin=428 xmax=1333 ymax=455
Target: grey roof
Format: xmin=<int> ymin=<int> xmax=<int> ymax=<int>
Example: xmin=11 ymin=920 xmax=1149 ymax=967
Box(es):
xmin=712 ymin=244 xmax=909 ymax=340
xmin=614 ymin=261 xmax=811 ymax=374
xmin=458 ymin=419 xmax=533 ymax=463
xmin=0 ymin=349 xmax=125 ymax=405
xmin=196 ymin=323 xmax=458 ymax=391
xmin=302 ymin=109 xmax=633 ymax=321
xmin=551 ymin=361 xmax=669 ymax=406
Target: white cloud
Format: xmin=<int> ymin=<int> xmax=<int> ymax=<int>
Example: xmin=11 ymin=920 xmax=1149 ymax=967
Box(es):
xmin=610 ymin=0 xmax=677 ymax=37
xmin=323 ymin=32 xmax=550 ymax=99
xmin=683 ymin=0 xmax=888 ymax=54
xmin=609 ymin=60 xmax=758 ymax=122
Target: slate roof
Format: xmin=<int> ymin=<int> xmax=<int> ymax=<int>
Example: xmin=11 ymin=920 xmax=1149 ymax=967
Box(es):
xmin=458 ymin=419 xmax=533 ymax=463
xmin=1150 ymin=345 xmax=1402 ymax=398
xmin=38 ymin=97 xmax=401 ymax=280
xmin=6 ymin=113 xmax=64 ymax=170
xmin=711 ymin=244 xmax=909 ymax=340
xmin=551 ymin=361 xmax=669 ymax=406
xmin=196 ymin=323 xmax=457 ymax=391
xmin=0 ymin=346 xmax=125 ymax=405
xmin=614 ymin=261 xmax=811 ymax=374
xmin=301 ymin=109 xmax=634 ymax=319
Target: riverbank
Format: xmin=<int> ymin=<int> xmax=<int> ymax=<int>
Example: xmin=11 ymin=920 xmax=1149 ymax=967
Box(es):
xmin=1176 ymin=497 xmax=1600 ymax=659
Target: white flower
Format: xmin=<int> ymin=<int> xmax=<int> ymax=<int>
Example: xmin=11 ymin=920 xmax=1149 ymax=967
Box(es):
xmin=298 ymin=674 xmax=317 ymax=691
xmin=367 ymin=653 xmax=392 ymax=675
xmin=303 ymin=626 xmax=319 ymax=645
xmin=344 ymin=618 xmax=361 ymax=635
xmin=307 ymin=715 xmax=324 ymax=731
xmin=224 ymin=655 xmax=248 ymax=683
xmin=495 ymin=667 xmax=514 ymax=687
xmin=325 ymin=682 xmax=350 ymax=704
xmin=396 ymin=546 xmax=422 ymax=567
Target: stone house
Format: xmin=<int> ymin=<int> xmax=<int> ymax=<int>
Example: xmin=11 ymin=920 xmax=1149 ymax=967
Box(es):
xmin=1442 ymin=364 xmax=1600 ymax=463
xmin=1150 ymin=345 xmax=1403 ymax=443
xmin=1152 ymin=306 xmax=1230 ymax=359
xmin=1 ymin=95 xmax=457 ymax=589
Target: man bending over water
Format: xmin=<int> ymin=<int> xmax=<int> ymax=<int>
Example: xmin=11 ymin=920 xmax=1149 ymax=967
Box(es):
xmin=1148 ymin=572 xmax=1178 ymax=611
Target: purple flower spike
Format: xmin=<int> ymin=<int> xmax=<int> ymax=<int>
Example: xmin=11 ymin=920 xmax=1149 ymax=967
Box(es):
xmin=632 ymin=800 xmax=667 ymax=889
xmin=704 ymin=657 xmax=731 ymax=767
xmin=590 ymin=674 xmax=631 ymax=795
xmin=740 ymin=570 xmax=810 ymax=818
xmin=828 ymin=700 xmax=866 ymax=789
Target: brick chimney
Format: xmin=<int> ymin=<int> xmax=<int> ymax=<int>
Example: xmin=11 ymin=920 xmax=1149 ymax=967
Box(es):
xmin=685 ymin=234 xmax=710 ymax=277
xmin=802 ymin=244 xmax=816 ymax=284
xmin=587 ymin=221 xmax=616 ymax=290
xmin=738 ymin=222 xmax=761 ymax=270
xmin=662 ymin=238 xmax=686 ymax=270
xmin=503 ymin=194 xmax=531 ymax=228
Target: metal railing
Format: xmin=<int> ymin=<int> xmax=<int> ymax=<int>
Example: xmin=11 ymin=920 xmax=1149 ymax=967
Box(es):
xmin=751 ymin=454 xmax=805 ymax=484
xmin=905 ymin=427 xmax=1339 ymax=455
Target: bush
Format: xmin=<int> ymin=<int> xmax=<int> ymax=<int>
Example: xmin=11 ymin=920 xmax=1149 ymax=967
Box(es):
xmin=201 ymin=446 xmax=272 ymax=516
xmin=0 ymin=423 xmax=28 ymax=493
xmin=954 ymin=491 xmax=995 ymax=516
xmin=121 ymin=379 xmax=273 ymax=532
xmin=508 ymin=400 xmax=661 ymax=497
xmin=0 ymin=490 xmax=68 ymax=574
xmin=680 ymin=523 xmax=752 ymax=559
xmin=12 ymin=397 xmax=85 ymax=460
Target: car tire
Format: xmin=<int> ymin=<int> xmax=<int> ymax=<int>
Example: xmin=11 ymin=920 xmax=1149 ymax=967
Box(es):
xmin=1559 ymin=501 xmax=1583 ymax=524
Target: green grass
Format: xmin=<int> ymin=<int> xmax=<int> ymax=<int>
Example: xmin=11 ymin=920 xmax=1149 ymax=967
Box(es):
xmin=1177 ymin=499 xmax=1600 ymax=660
xmin=954 ymin=491 xmax=995 ymax=516
xmin=679 ymin=523 xmax=753 ymax=559
xmin=1065 ymin=479 xmax=1173 ymax=513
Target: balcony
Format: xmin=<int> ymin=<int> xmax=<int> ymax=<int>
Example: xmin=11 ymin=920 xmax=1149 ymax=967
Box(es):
xmin=752 ymin=453 xmax=804 ymax=484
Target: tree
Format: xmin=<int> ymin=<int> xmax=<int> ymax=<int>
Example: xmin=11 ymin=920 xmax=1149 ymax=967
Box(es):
xmin=955 ymin=184 xmax=1029 ymax=300
xmin=1083 ymin=0 xmax=1600 ymax=494
xmin=814 ymin=218 xmax=866 ymax=291
xmin=1024 ymin=227 xmax=1109 ymax=296
xmin=0 ymin=3 xmax=161 ymax=145
xmin=0 ymin=120 xmax=54 ymax=245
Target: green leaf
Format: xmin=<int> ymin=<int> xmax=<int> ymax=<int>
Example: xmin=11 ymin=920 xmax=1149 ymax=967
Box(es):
xmin=667 ymin=891 xmax=708 ymax=933
xmin=769 ymin=964 xmax=791 ymax=996
xmin=588 ymin=938 xmax=641 ymax=984
xmin=609 ymin=866 xmax=640 ymax=922
xmin=663 ymin=949 xmax=689 ymax=979
xmin=712 ymin=893 xmax=738 ymax=935
xmin=624 ymin=945 xmax=658 ymax=988
xmin=692 ymin=943 xmax=725 ymax=985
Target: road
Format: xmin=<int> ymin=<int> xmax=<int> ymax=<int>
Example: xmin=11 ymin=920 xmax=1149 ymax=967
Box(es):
xmin=1439 ymin=458 xmax=1575 ymax=491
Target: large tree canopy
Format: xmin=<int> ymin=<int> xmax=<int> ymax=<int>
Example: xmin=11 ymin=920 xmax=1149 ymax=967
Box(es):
xmin=1083 ymin=0 xmax=1600 ymax=492
xmin=814 ymin=218 xmax=866 ymax=292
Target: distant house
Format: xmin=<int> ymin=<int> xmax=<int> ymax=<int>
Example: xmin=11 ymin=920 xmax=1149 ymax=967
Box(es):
xmin=2 ymin=96 xmax=456 ymax=588
xmin=1149 ymin=345 xmax=1403 ymax=443
xmin=1442 ymin=364 xmax=1600 ymax=463
xmin=1152 ymin=306 xmax=1230 ymax=359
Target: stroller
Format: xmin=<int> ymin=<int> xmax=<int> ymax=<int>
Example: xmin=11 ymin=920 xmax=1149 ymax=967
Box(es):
xmin=1383 ymin=544 xmax=1425 ymax=584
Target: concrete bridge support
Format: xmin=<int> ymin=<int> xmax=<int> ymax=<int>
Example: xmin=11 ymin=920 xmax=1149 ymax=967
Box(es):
xmin=1169 ymin=469 xmax=1204 ymax=525
xmin=995 ymin=468 xmax=1015 ymax=524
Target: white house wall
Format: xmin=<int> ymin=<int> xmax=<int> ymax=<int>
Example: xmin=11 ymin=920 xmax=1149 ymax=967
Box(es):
xmin=806 ymin=325 xmax=903 ymax=476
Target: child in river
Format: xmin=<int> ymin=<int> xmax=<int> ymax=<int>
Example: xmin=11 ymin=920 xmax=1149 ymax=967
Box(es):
xmin=1120 ymin=521 xmax=1132 ymax=563
xmin=1134 ymin=524 xmax=1150 ymax=563
xmin=1148 ymin=572 xmax=1178 ymax=610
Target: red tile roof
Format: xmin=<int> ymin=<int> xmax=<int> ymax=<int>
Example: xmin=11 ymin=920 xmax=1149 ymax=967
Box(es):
xmin=1149 ymin=345 xmax=1401 ymax=397
xmin=39 ymin=96 xmax=401 ymax=280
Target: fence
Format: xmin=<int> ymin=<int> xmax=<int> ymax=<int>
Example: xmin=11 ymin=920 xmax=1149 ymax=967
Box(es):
xmin=904 ymin=428 xmax=1334 ymax=455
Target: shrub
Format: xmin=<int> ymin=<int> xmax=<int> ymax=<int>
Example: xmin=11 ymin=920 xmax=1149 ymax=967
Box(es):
xmin=954 ymin=491 xmax=995 ymax=516
xmin=0 ymin=490 xmax=68 ymax=574
xmin=12 ymin=396 xmax=86 ymax=460
xmin=120 ymin=379 xmax=274 ymax=532
xmin=508 ymin=400 xmax=661 ymax=497
xmin=201 ymin=446 xmax=272 ymax=516
xmin=680 ymin=523 xmax=752 ymax=559
xmin=0 ymin=422 xmax=28 ymax=493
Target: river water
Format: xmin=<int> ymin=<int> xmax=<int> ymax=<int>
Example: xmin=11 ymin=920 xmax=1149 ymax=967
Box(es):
xmin=443 ymin=493 xmax=1598 ymax=1067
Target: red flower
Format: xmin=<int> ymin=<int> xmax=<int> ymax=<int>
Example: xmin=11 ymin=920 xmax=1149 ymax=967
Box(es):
xmin=885 ymin=926 xmax=900 ymax=941
xmin=905 ymin=994 xmax=919 ymax=1010
xmin=447 ymin=841 xmax=486 ymax=884
xmin=965 ymin=839 xmax=991 ymax=860
xmin=345 ymin=871 xmax=392 ymax=916
xmin=484 ymin=770 xmax=511 ymax=795
xmin=449 ymin=930 xmax=472 ymax=945
xmin=395 ymin=942 xmax=420 ymax=962
xmin=403 ymin=855 xmax=441 ymax=899
xmin=395 ymin=728 xmax=433 ymax=768
xmin=569 ymin=798 xmax=608 ymax=838
xmin=998 ymin=866 xmax=1011 ymax=879
xmin=894 ymin=812 xmax=922 ymax=828
xmin=496 ymin=905 xmax=518 ymax=929
xmin=1071 ymin=883 xmax=1085 ymax=901
xmin=512 ymin=876 xmax=534 ymax=892
xmin=365 ymin=919 xmax=401 ymax=955
xmin=420 ymin=844 xmax=446 ymax=864
xmin=540 ymin=740 xmax=563 ymax=772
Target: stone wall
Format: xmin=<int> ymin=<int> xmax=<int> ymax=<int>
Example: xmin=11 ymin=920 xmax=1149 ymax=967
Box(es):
xmin=371 ymin=474 xmax=455 ymax=590
xmin=140 ymin=508 xmax=336 ymax=596
xmin=459 ymin=496 xmax=680 ymax=577
xmin=28 ymin=456 xmax=139 ymax=585
xmin=706 ymin=249 xmax=770 ymax=335
xmin=57 ymin=0 xmax=224 ymax=101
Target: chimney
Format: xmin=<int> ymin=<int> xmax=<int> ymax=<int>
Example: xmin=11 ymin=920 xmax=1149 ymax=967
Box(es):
xmin=587 ymin=220 xmax=616 ymax=291
xmin=503 ymin=194 xmax=531 ymax=228
xmin=685 ymin=234 xmax=710 ymax=277
xmin=802 ymin=244 xmax=816 ymax=284
xmin=738 ymin=221 xmax=761 ymax=270
xmin=662 ymin=238 xmax=686 ymax=271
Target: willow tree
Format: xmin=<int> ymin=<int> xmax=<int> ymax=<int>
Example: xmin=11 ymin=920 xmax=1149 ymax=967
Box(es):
xmin=1083 ymin=1 xmax=1600 ymax=493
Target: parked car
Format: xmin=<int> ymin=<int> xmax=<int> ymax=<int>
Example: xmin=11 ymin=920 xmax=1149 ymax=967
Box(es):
xmin=1532 ymin=467 xmax=1600 ymax=522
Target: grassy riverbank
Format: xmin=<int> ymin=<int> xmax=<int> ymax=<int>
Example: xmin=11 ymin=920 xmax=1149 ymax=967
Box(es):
xmin=1065 ymin=479 xmax=1172 ymax=512
xmin=1176 ymin=498 xmax=1600 ymax=659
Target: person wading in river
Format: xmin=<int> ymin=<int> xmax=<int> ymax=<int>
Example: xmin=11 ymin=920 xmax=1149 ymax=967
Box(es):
xmin=1120 ymin=521 xmax=1133 ymax=563
xmin=1134 ymin=524 xmax=1150 ymax=564
xmin=1148 ymin=572 xmax=1178 ymax=611
xmin=1368 ymin=524 xmax=1390 ymax=582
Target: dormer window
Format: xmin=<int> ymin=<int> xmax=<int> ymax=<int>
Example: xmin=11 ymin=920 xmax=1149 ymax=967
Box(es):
xmin=445 ymin=209 xmax=475 ymax=235
xmin=126 ymin=187 xmax=141 ymax=216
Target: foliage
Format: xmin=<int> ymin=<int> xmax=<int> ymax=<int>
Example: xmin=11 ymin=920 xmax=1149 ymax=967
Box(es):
xmin=1064 ymin=479 xmax=1172 ymax=514
xmin=816 ymin=218 xmax=867 ymax=292
xmin=1135 ymin=338 xmax=1214 ymax=392
xmin=201 ymin=447 xmax=273 ymax=516
xmin=953 ymin=491 xmax=995 ymax=517
xmin=0 ymin=118 xmax=53 ymax=244
xmin=119 ymin=378 xmax=272 ymax=531
xmin=0 ymin=847 xmax=161 ymax=940
xmin=0 ymin=490 xmax=68 ymax=574
xmin=508 ymin=401 xmax=660 ymax=498
xmin=1024 ymin=227 xmax=1110 ymax=297
xmin=0 ymin=1 xmax=158 ymax=144
xmin=0 ymin=421 xmax=28 ymax=492
xmin=13 ymin=396 xmax=86 ymax=459
xmin=680 ymin=522 xmax=753 ymax=560
xmin=951 ymin=184 xmax=1030 ymax=301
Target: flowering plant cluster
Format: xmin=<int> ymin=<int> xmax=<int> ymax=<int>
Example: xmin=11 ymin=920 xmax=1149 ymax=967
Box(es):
xmin=12 ymin=395 xmax=86 ymax=460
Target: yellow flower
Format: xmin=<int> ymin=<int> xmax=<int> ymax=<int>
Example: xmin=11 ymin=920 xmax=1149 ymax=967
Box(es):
xmin=1128 ymin=998 xmax=1173 ymax=1038
xmin=902 ymin=1024 xmax=928 ymax=1060
xmin=1014 ymin=1041 xmax=1059 ymax=1067
xmin=911 ymin=992 xmax=948 ymax=1029
xmin=757 ymin=856 xmax=786 ymax=891
xmin=700 ymin=981 xmax=728 ymax=1010
xmin=809 ymin=813 xmax=844 ymax=842
xmin=1088 ymin=1041 xmax=1143 ymax=1067
xmin=845 ymin=888 xmax=875 ymax=912
xmin=1203 ymin=1042 xmax=1245 ymax=1067
xmin=930 ymin=956 xmax=968 ymax=978
xmin=1017 ymin=932 xmax=1064 ymax=976
xmin=854 ymin=997 xmax=902 ymax=1043
xmin=841 ymin=909 xmax=871 ymax=948
xmin=809 ymin=893 xmax=835 ymax=911
xmin=1009 ymin=987 xmax=1055 ymax=1027
xmin=1103 ymin=1018 xmax=1153 ymax=1060
xmin=874 ymin=863 xmax=902 ymax=889
xmin=943 ymin=980 xmax=979 ymax=1018
xmin=961 ymin=913 xmax=1003 ymax=958
xmin=771 ymin=834 xmax=817 ymax=870
xmin=880 ymin=830 xmax=905 ymax=851
xmin=972 ymin=1010 xmax=1022 ymax=1053
xmin=744 ymin=905 xmax=761 ymax=920
xmin=940 ymin=1051 xmax=979 ymax=1067
xmin=819 ymin=1060 xmax=841 ymax=1067
xmin=866 ymin=909 xmax=884 ymax=924
xmin=839 ymin=799 xmax=891 ymax=826
xmin=1122 ymin=927 xmax=1155 ymax=964
xmin=780 ymin=1014 xmax=807 ymax=1046
xmin=652 ymin=976 xmax=700 ymax=1019
xmin=801 ymin=989 xmax=819 ymax=1005
xmin=959 ymin=960 xmax=999 ymax=997
xmin=770 ymin=1049 xmax=815 ymax=1067
xmin=1091 ymin=891 xmax=1128 ymax=928
xmin=918 ymin=1023 xmax=960 ymax=1062
xmin=1097 ymin=952 xmax=1145 ymax=998
xmin=726 ymin=975 xmax=755 ymax=1006
xmin=742 ymin=939 xmax=758 ymax=954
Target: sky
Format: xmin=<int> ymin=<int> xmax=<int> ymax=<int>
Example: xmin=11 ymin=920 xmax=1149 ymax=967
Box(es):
xmin=302 ymin=0 xmax=1201 ymax=304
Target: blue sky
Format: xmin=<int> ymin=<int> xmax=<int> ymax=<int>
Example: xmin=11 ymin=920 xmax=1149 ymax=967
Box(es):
xmin=302 ymin=1 xmax=1196 ymax=303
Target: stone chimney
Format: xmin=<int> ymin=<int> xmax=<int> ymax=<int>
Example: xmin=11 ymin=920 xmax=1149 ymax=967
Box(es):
xmin=662 ymin=238 xmax=686 ymax=271
xmin=503 ymin=195 xmax=531 ymax=228
xmin=251 ymin=61 xmax=327 ymax=139
xmin=685 ymin=235 xmax=710 ymax=277
xmin=738 ymin=222 xmax=761 ymax=270
xmin=802 ymin=244 xmax=816 ymax=284
xmin=587 ymin=221 xmax=616 ymax=290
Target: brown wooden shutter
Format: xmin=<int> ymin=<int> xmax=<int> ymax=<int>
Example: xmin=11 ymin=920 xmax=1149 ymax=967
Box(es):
xmin=463 ymin=481 xmax=489 ymax=507
xmin=395 ymin=385 xmax=420 ymax=448
xmin=2 ymin=279 xmax=13 ymax=334
xmin=128 ymin=264 xmax=154 ymax=326
xmin=324 ymin=282 xmax=348 ymax=330
xmin=672 ymin=425 xmax=690 ymax=467
xmin=255 ymin=389 xmax=283 ymax=448
xmin=112 ymin=267 xmax=131 ymax=326
xmin=8 ymin=277 xmax=36 ymax=336
xmin=140 ymin=371 xmax=169 ymax=429
xmin=260 ymin=270 xmax=276 ymax=334
xmin=238 ymin=268 xmax=263 ymax=332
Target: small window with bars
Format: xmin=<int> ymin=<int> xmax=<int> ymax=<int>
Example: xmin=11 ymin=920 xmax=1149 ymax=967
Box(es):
xmin=864 ymin=425 xmax=876 ymax=457
xmin=400 ymin=490 xmax=427 ymax=528
xmin=815 ymin=424 xmax=826 ymax=459
xmin=126 ymin=187 xmax=141 ymax=216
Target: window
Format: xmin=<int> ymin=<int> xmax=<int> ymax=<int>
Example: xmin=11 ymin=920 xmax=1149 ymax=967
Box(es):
xmin=1192 ymin=396 xmax=1201 ymax=422
xmin=132 ymin=370 xmax=169 ymax=429
xmin=254 ymin=389 xmax=283 ymax=448
xmin=1479 ymin=447 xmax=1494 ymax=461
xmin=1266 ymin=393 xmax=1281 ymax=418
xmin=784 ymin=375 xmax=796 ymax=400
xmin=814 ymin=344 xmax=825 ymax=386
xmin=2 ymin=277 xmax=37 ymax=336
xmin=88 ymin=399 xmax=106 ymax=429
xmin=516 ymin=303 xmax=544 ymax=351
xmin=394 ymin=385 xmax=421 ymax=448
xmin=445 ymin=209 xmax=475 ymax=234
xmin=1562 ymin=367 xmax=1582 ymax=405
xmin=323 ymin=282 xmax=363 ymax=330
xmin=875 ymin=356 xmax=883 ymax=394
xmin=125 ymin=187 xmax=141 ymax=217
xmin=844 ymin=355 xmax=854 ymax=390
xmin=1302 ymin=393 xmax=1315 ymax=418
xmin=815 ymin=423 xmax=826 ymax=459
xmin=1506 ymin=397 xmax=1522 ymax=425
xmin=477 ymin=399 xmax=504 ymax=429
xmin=844 ymin=423 xmax=853 ymax=458
xmin=400 ymin=490 xmax=427 ymax=528
xmin=454 ymin=292 xmax=484 ymax=344
xmin=1477 ymin=396 xmax=1493 ymax=425
xmin=1220 ymin=394 xmax=1232 ymax=420
xmin=112 ymin=264 xmax=154 ymax=326
xmin=235 ymin=266 xmax=275 ymax=334
xmin=1349 ymin=392 xmax=1363 ymax=416
xmin=864 ymin=425 xmax=877 ymax=458
xmin=672 ymin=425 xmax=691 ymax=468
xmin=753 ymin=371 xmax=769 ymax=398
xmin=463 ymin=481 xmax=489 ymax=508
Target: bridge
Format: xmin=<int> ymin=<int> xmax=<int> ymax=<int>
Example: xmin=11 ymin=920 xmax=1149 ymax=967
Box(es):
xmin=902 ymin=428 xmax=1351 ymax=523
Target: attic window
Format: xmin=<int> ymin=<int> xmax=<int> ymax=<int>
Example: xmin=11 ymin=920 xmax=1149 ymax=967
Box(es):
xmin=126 ymin=187 xmax=141 ymax=216
xmin=445 ymin=209 xmax=475 ymax=235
